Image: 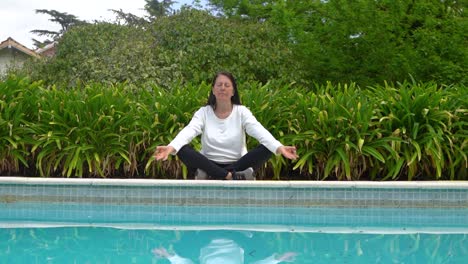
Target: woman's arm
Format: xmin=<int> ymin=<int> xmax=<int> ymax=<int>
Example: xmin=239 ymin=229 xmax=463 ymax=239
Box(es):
xmin=251 ymin=252 xmax=297 ymax=264
xmin=154 ymin=107 xmax=205 ymax=160
xmin=241 ymin=106 xmax=298 ymax=160
xmin=152 ymin=247 xmax=194 ymax=264
xmin=168 ymin=107 xmax=205 ymax=152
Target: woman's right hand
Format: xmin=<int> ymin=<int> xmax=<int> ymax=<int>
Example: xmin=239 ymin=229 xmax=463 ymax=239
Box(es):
xmin=154 ymin=146 xmax=175 ymax=161
xmin=152 ymin=247 xmax=172 ymax=258
xmin=276 ymin=146 xmax=299 ymax=160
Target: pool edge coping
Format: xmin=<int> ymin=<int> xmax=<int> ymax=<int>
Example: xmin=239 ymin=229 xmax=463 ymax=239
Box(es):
xmin=1 ymin=177 xmax=467 ymax=189
xmin=1 ymin=221 xmax=467 ymax=234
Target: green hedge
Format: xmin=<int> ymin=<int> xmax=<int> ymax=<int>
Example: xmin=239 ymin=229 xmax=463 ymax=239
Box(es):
xmin=20 ymin=9 xmax=299 ymax=89
xmin=0 ymin=76 xmax=466 ymax=180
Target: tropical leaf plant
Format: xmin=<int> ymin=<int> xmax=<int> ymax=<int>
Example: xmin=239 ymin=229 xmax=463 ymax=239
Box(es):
xmin=0 ymin=75 xmax=465 ymax=180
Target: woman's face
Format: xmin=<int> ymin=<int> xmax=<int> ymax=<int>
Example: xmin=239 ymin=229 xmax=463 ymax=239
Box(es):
xmin=212 ymin=74 xmax=234 ymax=104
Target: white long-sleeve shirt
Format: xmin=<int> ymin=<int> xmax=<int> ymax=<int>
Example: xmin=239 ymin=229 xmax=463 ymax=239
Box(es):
xmin=167 ymin=253 xmax=282 ymax=264
xmin=169 ymin=105 xmax=283 ymax=163
xmin=166 ymin=239 xmax=283 ymax=264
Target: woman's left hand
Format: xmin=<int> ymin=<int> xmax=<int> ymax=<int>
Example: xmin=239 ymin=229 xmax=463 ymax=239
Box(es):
xmin=275 ymin=252 xmax=298 ymax=262
xmin=277 ymin=146 xmax=299 ymax=160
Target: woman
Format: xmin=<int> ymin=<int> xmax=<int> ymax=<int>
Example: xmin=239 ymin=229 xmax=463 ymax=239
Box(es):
xmin=152 ymin=239 xmax=297 ymax=263
xmin=154 ymin=71 xmax=298 ymax=180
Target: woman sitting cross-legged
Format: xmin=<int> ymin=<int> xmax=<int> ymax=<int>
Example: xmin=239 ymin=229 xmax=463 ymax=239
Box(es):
xmin=154 ymin=71 xmax=298 ymax=180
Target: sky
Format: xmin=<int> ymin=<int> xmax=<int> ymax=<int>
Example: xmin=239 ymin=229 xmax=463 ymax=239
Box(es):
xmin=1 ymin=0 xmax=206 ymax=50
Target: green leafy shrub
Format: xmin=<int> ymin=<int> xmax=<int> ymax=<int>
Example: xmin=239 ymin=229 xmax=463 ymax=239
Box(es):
xmin=1 ymin=76 xmax=466 ymax=180
xmin=21 ymin=9 xmax=299 ymax=89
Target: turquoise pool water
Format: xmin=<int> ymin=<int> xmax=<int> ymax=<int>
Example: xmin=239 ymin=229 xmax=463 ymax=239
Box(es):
xmin=1 ymin=179 xmax=467 ymax=263
xmin=1 ymin=226 xmax=466 ymax=263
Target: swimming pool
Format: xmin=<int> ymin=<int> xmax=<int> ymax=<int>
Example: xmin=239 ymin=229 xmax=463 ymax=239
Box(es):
xmin=1 ymin=177 xmax=467 ymax=263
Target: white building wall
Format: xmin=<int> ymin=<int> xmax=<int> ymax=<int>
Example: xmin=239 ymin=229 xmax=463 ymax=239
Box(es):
xmin=0 ymin=48 xmax=30 ymax=76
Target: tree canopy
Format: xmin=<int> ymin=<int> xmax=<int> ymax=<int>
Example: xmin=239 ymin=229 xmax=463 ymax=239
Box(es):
xmin=30 ymin=9 xmax=87 ymax=48
xmin=145 ymin=0 xmax=177 ymax=17
xmin=20 ymin=0 xmax=467 ymax=87
xmin=209 ymin=0 xmax=467 ymax=86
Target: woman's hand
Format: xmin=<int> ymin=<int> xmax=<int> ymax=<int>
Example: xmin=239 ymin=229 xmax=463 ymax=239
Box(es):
xmin=154 ymin=146 xmax=175 ymax=161
xmin=277 ymin=146 xmax=299 ymax=160
xmin=152 ymin=247 xmax=172 ymax=258
xmin=275 ymin=252 xmax=298 ymax=262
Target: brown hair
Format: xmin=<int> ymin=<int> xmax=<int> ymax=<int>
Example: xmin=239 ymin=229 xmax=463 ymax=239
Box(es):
xmin=206 ymin=71 xmax=242 ymax=108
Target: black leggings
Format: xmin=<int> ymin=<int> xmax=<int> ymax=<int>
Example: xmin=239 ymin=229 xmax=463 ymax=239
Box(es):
xmin=177 ymin=144 xmax=273 ymax=179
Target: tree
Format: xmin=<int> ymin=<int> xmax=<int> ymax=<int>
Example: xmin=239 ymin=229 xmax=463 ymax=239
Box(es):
xmin=145 ymin=0 xmax=177 ymax=18
xmin=32 ymin=38 xmax=54 ymax=49
xmin=208 ymin=0 xmax=467 ymax=86
xmin=110 ymin=9 xmax=149 ymax=27
xmin=30 ymin=9 xmax=86 ymax=48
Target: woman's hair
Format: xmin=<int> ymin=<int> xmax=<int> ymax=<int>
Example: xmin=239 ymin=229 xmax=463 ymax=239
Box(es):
xmin=207 ymin=71 xmax=242 ymax=108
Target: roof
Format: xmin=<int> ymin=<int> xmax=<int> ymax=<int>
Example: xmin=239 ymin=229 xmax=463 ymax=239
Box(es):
xmin=0 ymin=37 xmax=40 ymax=58
xmin=35 ymin=41 xmax=57 ymax=57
